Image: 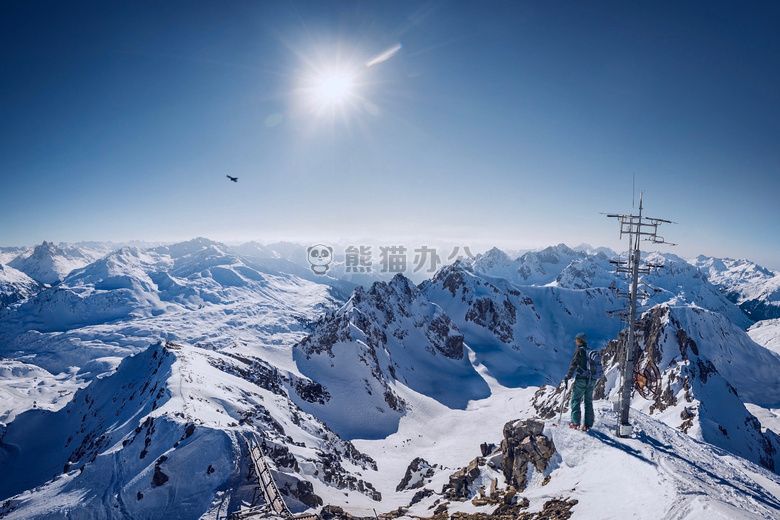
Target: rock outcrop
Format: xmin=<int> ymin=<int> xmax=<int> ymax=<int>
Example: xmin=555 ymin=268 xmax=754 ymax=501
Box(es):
xmin=500 ymin=419 xmax=555 ymax=492
xmin=397 ymin=457 xmax=436 ymax=492
xmin=442 ymin=457 xmax=485 ymax=500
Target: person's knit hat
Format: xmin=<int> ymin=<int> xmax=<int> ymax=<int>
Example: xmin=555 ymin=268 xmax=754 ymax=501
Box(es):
xmin=575 ymin=332 xmax=588 ymax=345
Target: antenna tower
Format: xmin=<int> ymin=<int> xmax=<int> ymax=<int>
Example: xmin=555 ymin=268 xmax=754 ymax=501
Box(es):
xmin=607 ymin=192 xmax=675 ymax=438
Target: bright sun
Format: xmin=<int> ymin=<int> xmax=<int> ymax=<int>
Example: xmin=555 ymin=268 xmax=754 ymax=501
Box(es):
xmin=314 ymin=71 xmax=355 ymax=104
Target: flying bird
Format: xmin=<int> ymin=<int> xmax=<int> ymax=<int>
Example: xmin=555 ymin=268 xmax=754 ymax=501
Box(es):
xmin=226 ymin=175 xmax=238 ymax=182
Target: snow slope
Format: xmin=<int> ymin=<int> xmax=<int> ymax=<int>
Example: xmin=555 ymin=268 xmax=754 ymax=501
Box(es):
xmin=0 ymin=263 xmax=42 ymax=310
xmin=354 ymin=397 xmax=780 ymax=520
xmin=0 ymin=341 xmax=381 ymax=519
xmin=748 ymin=318 xmax=780 ymax=356
xmin=643 ymin=253 xmax=754 ymax=329
xmin=420 ymin=262 xmax=624 ymax=387
xmin=3 ymin=339 xmax=780 ymax=520
xmin=293 ymin=274 xmax=490 ymax=440
xmin=625 ymin=305 xmax=780 ymax=471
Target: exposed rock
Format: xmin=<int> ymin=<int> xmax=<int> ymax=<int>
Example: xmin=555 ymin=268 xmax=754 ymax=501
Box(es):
xmin=297 ymin=310 xmax=352 ymax=359
xmin=434 ymin=264 xmax=468 ymax=299
xmin=480 ymin=443 xmax=498 ymax=457
xmin=267 ymin=442 xmax=300 ymax=472
xmin=446 ymin=497 xmax=574 ymax=520
xmin=294 ymin=378 xmax=331 ymax=404
xmin=288 ymin=479 xmax=322 ymax=508
xmin=152 ymin=456 xmax=169 ymax=487
xmin=409 ymin=488 xmax=434 ymax=507
xmin=320 ymin=505 xmax=354 ymax=520
xmin=397 ymin=457 xmax=436 ymax=492
xmin=464 ymin=297 xmax=516 ymax=343
xmin=518 ymin=497 xmax=578 ymax=519
xmin=501 ymin=419 xmax=555 ymax=492
xmin=427 ymin=315 xmax=465 ymax=359
xmin=320 ymin=504 xmax=406 ymax=520
xmin=531 ymin=385 xmax=566 ymax=420
xmin=442 ymin=457 xmax=485 ymax=500
xmin=318 ymin=452 xmax=382 ymax=501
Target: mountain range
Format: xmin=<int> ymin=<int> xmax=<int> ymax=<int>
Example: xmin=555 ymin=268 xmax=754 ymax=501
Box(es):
xmin=1 ymin=239 xmax=779 ymax=519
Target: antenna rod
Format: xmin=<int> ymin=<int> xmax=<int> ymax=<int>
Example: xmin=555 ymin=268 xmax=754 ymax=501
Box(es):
xmin=619 ymin=194 xmax=642 ymax=435
xmin=607 ymin=191 xmax=674 ymax=438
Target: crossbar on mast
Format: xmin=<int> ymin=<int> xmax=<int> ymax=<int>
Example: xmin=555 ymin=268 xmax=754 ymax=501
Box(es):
xmin=606 ymin=192 xmax=674 ymax=438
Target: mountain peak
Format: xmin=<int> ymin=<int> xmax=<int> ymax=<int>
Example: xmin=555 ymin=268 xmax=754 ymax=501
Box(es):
xmin=154 ymin=237 xmax=226 ymax=259
xmin=8 ymin=241 xmax=96 ymax=284
xmin=387 ymin=272 xmax=419 ymax=295
xmin=480 ymin=247 xmax=512 ymax=263
xmin=548 ymin=243 xmax=578 ymax=256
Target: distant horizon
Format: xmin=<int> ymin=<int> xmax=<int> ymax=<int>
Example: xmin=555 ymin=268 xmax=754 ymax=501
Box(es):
xmin=3 ymin=234 xmax=779 ymax=272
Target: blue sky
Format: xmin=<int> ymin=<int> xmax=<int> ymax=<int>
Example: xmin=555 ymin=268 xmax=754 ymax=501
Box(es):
xmin=1 ymin=1 xmax=779 ymax=269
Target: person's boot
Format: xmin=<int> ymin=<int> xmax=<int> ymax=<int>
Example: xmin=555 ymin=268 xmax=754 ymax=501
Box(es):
xmin=581 ymin=425 xmax=590 ymax=432
xmin=569 ymin=423 xmax=579 ymax=430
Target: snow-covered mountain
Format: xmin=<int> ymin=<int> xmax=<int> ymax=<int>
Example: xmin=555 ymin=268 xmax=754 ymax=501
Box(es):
xmin=642 ymin=252 xmax=754 ymax=329
xmin=692 ymin=255 xmax=780 ymax=321
xmin=228 ymin=240 xmax=283 ymax=259
xmin=421 ymin=258 xmax=780 ymax=471
xmin=470 ymin=243 xmax=592 ymax=286
xmin=0 ymin=341 xmax=381 ymax=518
xmin=0 ymin=247 xmax=30 ymax=266
xmin=292 ymin=274 xmax=489 ymax=440
xmin=420 ymin=261 xmax=623 ymax=387
xmin=616 ymin=305 xmax=780 ymax=470
xmin=7 ymin=241 xmax=108 ymax=285
xmin=531 ymin=302 xmax=780 ymax=471
xmin=0 ymin=240 xmax=336 ymax=339
xmin=471 ymin=245 xmax=753 ymax=329
xmin=0 ymin=238 xmax=341 ymax=425
xmin=0 ymin=264 xmax=43 ymax=310
xmin=2 ymin=339 xmax=780 ymax=519
xmin=572 ymin=242 xmax=619 ymax=257
xmin=2 ymin=240 xmax=780 ymax=519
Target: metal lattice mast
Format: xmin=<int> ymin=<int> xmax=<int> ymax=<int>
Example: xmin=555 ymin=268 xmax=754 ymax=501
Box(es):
xmin=607 ymin=193 xmax=674 ymax=438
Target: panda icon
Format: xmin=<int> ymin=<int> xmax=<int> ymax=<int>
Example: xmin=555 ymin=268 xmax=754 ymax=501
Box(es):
xmin=307 ymin=244 xmax=333 ymax=275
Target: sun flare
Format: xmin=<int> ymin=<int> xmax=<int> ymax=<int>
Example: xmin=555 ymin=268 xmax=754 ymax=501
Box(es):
xmin=314 ymin=71 xmax=355 ymax=104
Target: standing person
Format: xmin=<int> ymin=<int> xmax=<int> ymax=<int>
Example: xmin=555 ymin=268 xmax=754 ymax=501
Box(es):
xmin=564 ymin=333 xmax=598 ymax=431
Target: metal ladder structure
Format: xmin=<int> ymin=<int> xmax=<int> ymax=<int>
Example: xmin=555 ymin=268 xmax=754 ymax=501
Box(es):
xmin=229 ymin=433 xmax=318 ymax=520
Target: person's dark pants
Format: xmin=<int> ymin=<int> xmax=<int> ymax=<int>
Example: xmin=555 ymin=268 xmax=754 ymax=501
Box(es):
xmin=570 ymin=377 xmax=597 ymax=427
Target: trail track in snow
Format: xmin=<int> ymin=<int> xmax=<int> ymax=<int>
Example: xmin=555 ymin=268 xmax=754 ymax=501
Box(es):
xmin=549 ymin=405 xmax=780 ymax=519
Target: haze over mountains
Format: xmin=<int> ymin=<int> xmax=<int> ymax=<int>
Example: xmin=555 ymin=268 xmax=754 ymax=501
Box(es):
xmin=1 ymin=238 xmax=780 ymax=519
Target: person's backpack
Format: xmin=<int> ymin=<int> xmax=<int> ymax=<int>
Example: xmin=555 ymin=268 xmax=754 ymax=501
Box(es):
xmin=586 ymin=348 xmax=604 ymax=380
